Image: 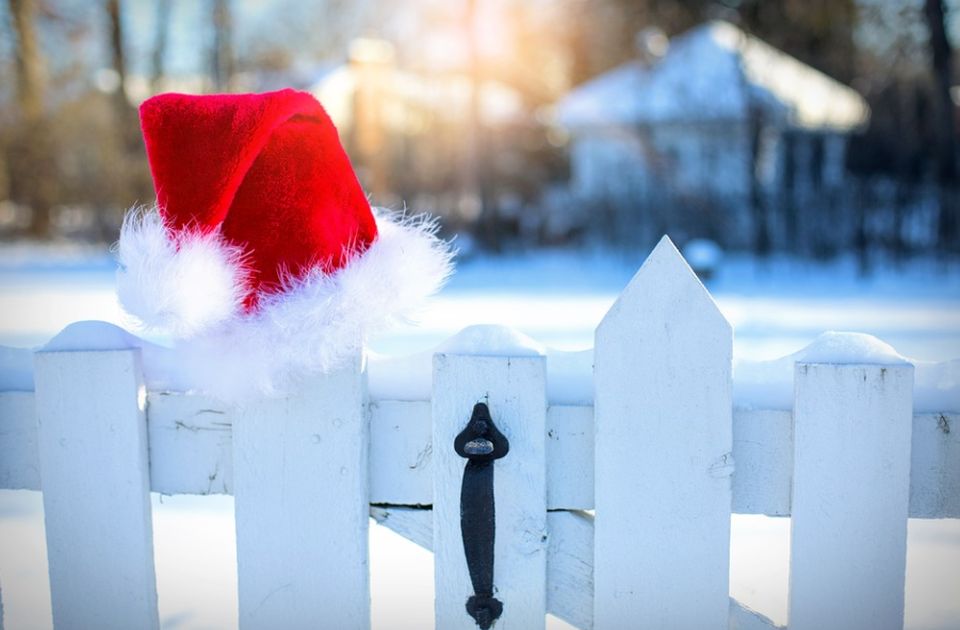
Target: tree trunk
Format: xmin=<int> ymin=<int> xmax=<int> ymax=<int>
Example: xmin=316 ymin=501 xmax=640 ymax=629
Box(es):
xmin=854 ymin=179 xmax=870 ymax=276
xmin=212 ymin=0 xmax=235 ymax=91
xmin=150 ymin=0 xmax=171 ymax=93
xmin=748 ymin=109 xmax=770 ymax=257
xmin=465 ymin=0 xmax=498 ymax=251
xmin=107 ymin=0 xmax=139 ymax=153
xmin=8 ymin=0 xmax=54 ymax=238
xmin=924 ymin=0 xmax=958 ymax=253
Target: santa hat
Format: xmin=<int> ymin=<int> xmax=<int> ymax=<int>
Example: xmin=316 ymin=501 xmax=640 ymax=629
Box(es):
xmin=116 ymin=89 xmax=453 ymax=402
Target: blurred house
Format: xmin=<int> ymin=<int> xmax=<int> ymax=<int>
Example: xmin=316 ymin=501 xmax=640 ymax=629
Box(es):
xmin=553 ymin=20 xmax=870 ymax=249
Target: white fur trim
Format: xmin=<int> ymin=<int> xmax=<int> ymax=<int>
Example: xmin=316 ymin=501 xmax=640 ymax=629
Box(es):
xmin=119 ymin=209 xmax=454 ymax=403
xmin=116 ymin=210 xmax=249 ymax=338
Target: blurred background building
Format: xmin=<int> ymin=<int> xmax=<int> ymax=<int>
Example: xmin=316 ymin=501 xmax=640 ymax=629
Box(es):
xmin=1 ymin=0 xmax=958 ymax=269
xmin=556 ymin=21 xmax=869 ymax=253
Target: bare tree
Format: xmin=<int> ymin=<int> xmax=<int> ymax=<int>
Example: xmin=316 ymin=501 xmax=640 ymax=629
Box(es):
xmin=465 ymin=0 xmax=498 ymax=250
xmin=7 ymin=0 xmax=55 ymax=237
xmin=747 ymin=105 xmax=770 ymax=257
xmin=923 ymin=0 xmax=958 ymax=253
xmin=212 ymin=0 xmax=234 ymax=91
xmin=151 ymin=0 xmax=172 ymax=92
xmin=106 ymin=0 xmax=138 ymax=152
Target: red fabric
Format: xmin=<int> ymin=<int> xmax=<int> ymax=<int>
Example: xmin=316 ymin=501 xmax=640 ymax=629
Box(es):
xmin=139 ymin=89 xmax=377 ymax=309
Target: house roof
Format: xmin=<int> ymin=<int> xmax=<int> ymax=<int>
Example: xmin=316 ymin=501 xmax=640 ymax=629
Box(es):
xmin=556 ymin=21 xmax=869 ymax=132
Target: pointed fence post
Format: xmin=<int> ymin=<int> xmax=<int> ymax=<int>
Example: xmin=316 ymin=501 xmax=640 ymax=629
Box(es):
xmin=594 ymin=236 xmax=733 ymax=629
xmin=34 ymin=349 xmax=159 ymax=630
xmin=788 ymin=362 xmax=913 ymax=630
xmin=432 ymin=352 xmax=548 ymax=630
xmin=233 ymin=355 xmax=369 ymax=630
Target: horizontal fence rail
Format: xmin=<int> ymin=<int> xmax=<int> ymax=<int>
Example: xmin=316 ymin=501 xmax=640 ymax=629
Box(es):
xmin=2 ymin=392 xmax=956 ymax=518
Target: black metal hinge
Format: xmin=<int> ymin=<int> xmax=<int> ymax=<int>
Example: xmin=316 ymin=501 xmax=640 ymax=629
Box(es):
xmin=454 ymin=402 xmax=509 ymax=629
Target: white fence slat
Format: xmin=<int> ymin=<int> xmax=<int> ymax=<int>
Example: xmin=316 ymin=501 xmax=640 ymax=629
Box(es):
xmin=432 ymin=353 xmax=548 ymax=630
xmin=788 ymin=362 xmax=914 ymax=630
xmin=33 ymin=350 xmax=159 ymax=630
xmin=594 ymin=236 xmax=733 ymax=629
xmin=233 ymin=356 xmax=369 ymax=630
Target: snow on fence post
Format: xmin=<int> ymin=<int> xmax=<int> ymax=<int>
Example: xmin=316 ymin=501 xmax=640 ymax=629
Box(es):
xmin=594 ymin=236 xmax=733 ymax=629
xmin=33 ymin=349 xmax=159 ymax=630
xmin=432 ymin=352 xmax=548 ymax=629
xmin=788 ymin=362 xmax=914 ymax=630
xmin=232 ymin=353 xmax=369 ymax=630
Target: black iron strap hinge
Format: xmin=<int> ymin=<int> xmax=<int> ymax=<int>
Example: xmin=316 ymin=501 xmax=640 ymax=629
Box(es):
xmin=454 ymin=402 xmax=509 ymax=629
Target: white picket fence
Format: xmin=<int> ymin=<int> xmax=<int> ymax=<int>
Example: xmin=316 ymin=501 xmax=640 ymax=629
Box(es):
xmin=0 ymin=237 xmax=957 ymax=630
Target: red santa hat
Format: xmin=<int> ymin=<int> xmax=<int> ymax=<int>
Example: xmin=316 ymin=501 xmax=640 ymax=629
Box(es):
xmin=116 ymin=89 xmax=453 ymax=401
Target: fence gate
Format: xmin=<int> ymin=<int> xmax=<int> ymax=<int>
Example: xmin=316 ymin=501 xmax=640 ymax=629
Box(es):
xmin=0 ymin=236 xmax=957 ymax=630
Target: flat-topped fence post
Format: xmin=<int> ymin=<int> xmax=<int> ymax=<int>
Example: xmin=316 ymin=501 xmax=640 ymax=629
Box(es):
xmin=594 ymin=236 xmax=734 ymax=629
xmin=33 ymin=349 xmax=159 ymax=630
xmin=432 ymin=352 xmax=548 ymax=629
xmin=232 ymin=354 xmax=369 ymax=630
xmin=788 ymin=362 xmax=914 ymax=630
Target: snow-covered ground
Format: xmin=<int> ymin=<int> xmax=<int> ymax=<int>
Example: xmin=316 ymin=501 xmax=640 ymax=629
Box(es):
xmin=0 ymin=243 xmax=958 ymax=629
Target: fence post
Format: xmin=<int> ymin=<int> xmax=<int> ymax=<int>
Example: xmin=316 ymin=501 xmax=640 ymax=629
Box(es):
xmin=432 ymin=353 xmax=548 ymax=629
xmin=788 ymin=362 xmax=914 ymax=630
xmin=232 ymin=354 xmax=369 ymax=630
xmin=33 ymin=349 xmax=159 ymax=630
xmin=594 ymin=236 xmax=733 ymax=629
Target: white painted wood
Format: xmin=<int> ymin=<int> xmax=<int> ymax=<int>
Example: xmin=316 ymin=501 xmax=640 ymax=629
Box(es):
xmin=594 ymin=236 xmax=733 ymax=629
xmin=0 ymin=392 xmax=38 ymax=491
xmin=432 ymin=353 xmax=548 ymax=630
xmin=1 ymin=391 xmax=957 ymax=516
xmin=232 ymin=355 xmax=369 ymax=630
xmin=909 ymin=412 xmax=960 ymax=518
xmin=732 ymin=410 xmax=792 ymax=516
xmin=729 ymin=600 xmax=782 ymax=630
xmin=1 ymin=391 xmax=957 ymax=517
xmin=371 ymin=505 xmax=784 ymax=630
xmin=371 ymin=505 xmax=590 ymax=630
xmin=148 ymin=392 xmax=233 ymax=496
xmin=370 ymin=506 xmax=433 ymax=549
xmin=369 ymin=400 xmax=432 ymax=505
xmin=33 ymin=349 xmax=159 ymax=630
xmin=545 ymin=510 xmax=594 ymax=630
xmin=788 ymin=362 xmax=914 ymax=630
xmin=547 ymin=405 xmax=594 ymax=510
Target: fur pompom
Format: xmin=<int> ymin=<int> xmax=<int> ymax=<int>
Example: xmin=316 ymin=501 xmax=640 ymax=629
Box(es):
xmin=116 ymin=209 xmax=249 ymax=338
xmin=163 ymin=210 xmax=454 ymax=403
